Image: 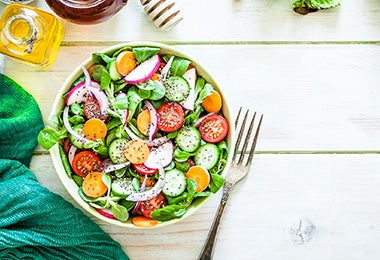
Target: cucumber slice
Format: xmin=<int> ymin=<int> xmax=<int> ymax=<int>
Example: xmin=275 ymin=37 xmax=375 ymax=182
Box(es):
xmin=109 ymin=138 xmax=128 ymax=164
xmin=164 ymin=76 xmax=190 ymax=102
xmin=176 ymin=126 xmax=201 ymax=153
xmin=162 ymin=169 xmax=187 ymax=197
xmin=111 ymin=177 xmax=134 ymax=198
xmin=68 ymin=124 xmax=86 ymax=149
xmin=194 ymin=143 xmax=220 ymax=170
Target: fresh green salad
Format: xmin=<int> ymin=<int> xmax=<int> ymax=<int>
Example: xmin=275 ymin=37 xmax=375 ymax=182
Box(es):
xmin=39 ymin=45 xmax=230 ymax=227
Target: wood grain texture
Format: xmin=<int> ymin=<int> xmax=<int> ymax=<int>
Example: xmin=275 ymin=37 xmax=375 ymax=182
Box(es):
xmin=3 ymin=44 xmax=379 ymax=151
xmin=1 ymin=0 xmax=380 ymax=259
xmin=31 ymin=154 xmax=380 ymax=260
xmin=12 ymin=0 xmax=380 ymax=42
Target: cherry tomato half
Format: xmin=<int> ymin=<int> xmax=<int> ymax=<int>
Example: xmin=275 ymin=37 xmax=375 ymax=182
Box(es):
xmin=133 ymin=163 xmax=158 ymax=176
xmin=139 ymin=192 xmax=168 ymax=219
xmin=157 ymin=102 xmax=184 ymax=132
xmin=71 ymin=150 xmax=102 ymax=178
xmin=84 ymin=95 xmax=110 ymax=122
xmin=198 ymin=113 xmax=229 ymax=143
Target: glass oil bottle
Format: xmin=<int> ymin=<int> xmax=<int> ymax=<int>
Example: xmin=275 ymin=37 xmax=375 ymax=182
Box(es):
xmin=0 ymin=3 xmax=64 ymax=69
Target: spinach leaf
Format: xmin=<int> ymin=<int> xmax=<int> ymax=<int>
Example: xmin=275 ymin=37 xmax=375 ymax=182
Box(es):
xmin=150 ymin=205 xmax=187 ymax=221
xmin=292 ymin=0 xmax=340 ymax=15
xmin=209 ymin=173 xmax=225 ymax=193
xmin=132 ymin=47 xmax=160 ymax=63
xmin=111 ymin=202 xmax=129 ymax=222
xmin=148 ymin=81 xmax=166 ymax=100
xmin=38 ymin=127 xmax=67 ymax=150
xmin=173 ymin=147 xmax=196 ymax=162
xmin=126 ymin=86 xmax=143 ymax=121
xmin=171 ymin=57 xmax=191 ymax=76
xmin=92 ymin=52 xmax=115 ymax=65
xmin=194 ymin=83 xmax=214 ymax=107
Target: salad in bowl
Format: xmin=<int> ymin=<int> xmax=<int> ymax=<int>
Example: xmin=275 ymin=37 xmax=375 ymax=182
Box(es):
xmin=39 ymin=42 xmax=233 ymax=228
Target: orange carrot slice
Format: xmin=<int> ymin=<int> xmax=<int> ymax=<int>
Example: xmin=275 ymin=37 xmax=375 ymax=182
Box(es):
xmin=115 ymin=51 xmax=137 ymax=76
xmin=82 ymin=171 xmax=108 ymax=198
xmin=201 ymin=91 xmax=222 ymax=113
xmin=83 ymin=118 xmax=108 ymax=141
xmin=132 ymin=216 xmax=159 ymax=227
xmin=123 ymin=139 xmax=149 ymax=164
xmin=186 ymin=165 xmax=210 ymax=192
xmin=137 ymin=109 xmax=151 ymax=136
xmin=150 ymin=73 xmax=160 ymax=81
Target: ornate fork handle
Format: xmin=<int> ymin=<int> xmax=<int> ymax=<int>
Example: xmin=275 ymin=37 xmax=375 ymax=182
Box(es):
xmin=198 ymin=108 xmax=263 ymax=260
xmin=198 ymin=182 xmax=233 ymax=260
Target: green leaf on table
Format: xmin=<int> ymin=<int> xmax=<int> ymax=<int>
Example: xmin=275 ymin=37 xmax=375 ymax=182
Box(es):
xmin=292 ymin=0 xmax=341 ymax=15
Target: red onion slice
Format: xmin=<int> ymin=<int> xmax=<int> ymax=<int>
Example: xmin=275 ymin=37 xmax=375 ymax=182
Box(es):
xmin=63 ymin=106 xmax=91 ymax=144
xmin=125 ymin=165 xmax=165 ymax=202
xmin=144 ymin=101 xmax=158 ymax=141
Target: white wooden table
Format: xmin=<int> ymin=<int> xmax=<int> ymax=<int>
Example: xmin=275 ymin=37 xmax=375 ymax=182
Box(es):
xmin=1 ymin=0 xmax=380 ymax=259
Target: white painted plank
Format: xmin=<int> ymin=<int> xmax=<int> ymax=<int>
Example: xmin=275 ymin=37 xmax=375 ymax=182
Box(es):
xmin=3 ymin=0 xmax=376 ymax=42
xmin=31 ymin=154 xmax=380 ymax=260
xmin=3 ymin=44 xmax=379 ymax=151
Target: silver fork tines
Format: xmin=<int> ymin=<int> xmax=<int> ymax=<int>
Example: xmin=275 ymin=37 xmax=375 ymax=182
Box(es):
xmin=198 ymin=107 xmax=263 ymax=260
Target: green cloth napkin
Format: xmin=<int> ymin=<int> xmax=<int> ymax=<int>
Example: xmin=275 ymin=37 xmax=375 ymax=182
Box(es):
xmin=0 ymin=74 xmax=129 ymax=260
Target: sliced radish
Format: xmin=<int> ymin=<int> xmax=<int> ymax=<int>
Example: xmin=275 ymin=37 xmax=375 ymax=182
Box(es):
xmin=180 ymin=68 xmax=197 ymax=110
xmin=144 ymin=101 xmax=158 ymax=141
xmin=144 ymin=141 xmax=174 ymax=169
xmin=125 ymin=165 xmax=165 ymax=202
xmin=160 ymin=55 xmax=174 ymax=81
xmin=124 ymin=54 xmax=161 ymax=84
xmin=95 ymin=207 xmax=115 ymax=219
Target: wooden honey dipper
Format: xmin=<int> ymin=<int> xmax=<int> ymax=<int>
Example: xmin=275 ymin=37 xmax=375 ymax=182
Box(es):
xmin=140 ymin=0 xmax=183 ymax=31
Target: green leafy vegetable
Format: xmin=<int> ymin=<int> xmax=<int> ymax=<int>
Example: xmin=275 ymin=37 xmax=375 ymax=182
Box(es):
xmin=170 ymin=57 xmax=191 ymax=76
xmin=38 ymin=127 xmax=67 ymax=150
xmin=132 ymin=47 xmax=160 ymax=63
xmin=150 ymin=205 xmax=187 ymax=221
xmin=292 ymin=0 xmax=341 ymax=15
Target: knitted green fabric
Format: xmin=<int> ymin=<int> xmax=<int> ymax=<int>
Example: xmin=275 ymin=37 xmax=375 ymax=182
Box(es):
xmin=0 ymin=74 xmax=129 ymax=260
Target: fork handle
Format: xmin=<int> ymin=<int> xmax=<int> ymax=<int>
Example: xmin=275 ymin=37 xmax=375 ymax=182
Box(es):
xmin=198 ymin=184 xmax=232 ymax=260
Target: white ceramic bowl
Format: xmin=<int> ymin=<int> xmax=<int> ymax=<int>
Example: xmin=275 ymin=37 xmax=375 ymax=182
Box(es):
xmin=50 ymin=41 xmax=234 ymax=228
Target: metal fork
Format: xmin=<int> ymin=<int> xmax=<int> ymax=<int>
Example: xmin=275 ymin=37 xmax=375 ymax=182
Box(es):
xmin=198 ymin=107 xmax=263 ymax=260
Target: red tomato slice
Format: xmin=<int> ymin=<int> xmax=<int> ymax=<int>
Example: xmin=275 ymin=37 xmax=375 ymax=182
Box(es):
xmin=157 ymin=102 xmax=184 ymax=132
xmin=71 ymin=150 xmax=102 ymax=178
xmin=139 ymin=192 xmax=167 ymax=219
xmin=63 ymin=138 xmax=72 ymax=154
xmin=84 ymin=95 xmax=110 ymax=122
xmin=133 ymin=163 xmax=158 ymax=176
xmin=198 ymin=113 xmax=229 ymax=143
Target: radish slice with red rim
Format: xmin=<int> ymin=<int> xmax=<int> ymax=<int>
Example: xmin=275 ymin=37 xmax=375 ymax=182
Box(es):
xmin=124 ymin=54 xmax=161 ymax=84
xmin=180 ymin=68 xmax=197 ymax=110
xmin=95 ymin=207 xmax=115 ymax=219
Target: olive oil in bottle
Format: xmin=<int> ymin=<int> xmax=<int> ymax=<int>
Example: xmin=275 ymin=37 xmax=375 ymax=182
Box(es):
xmin=0 ymin=3 xmax=64 ymax=69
